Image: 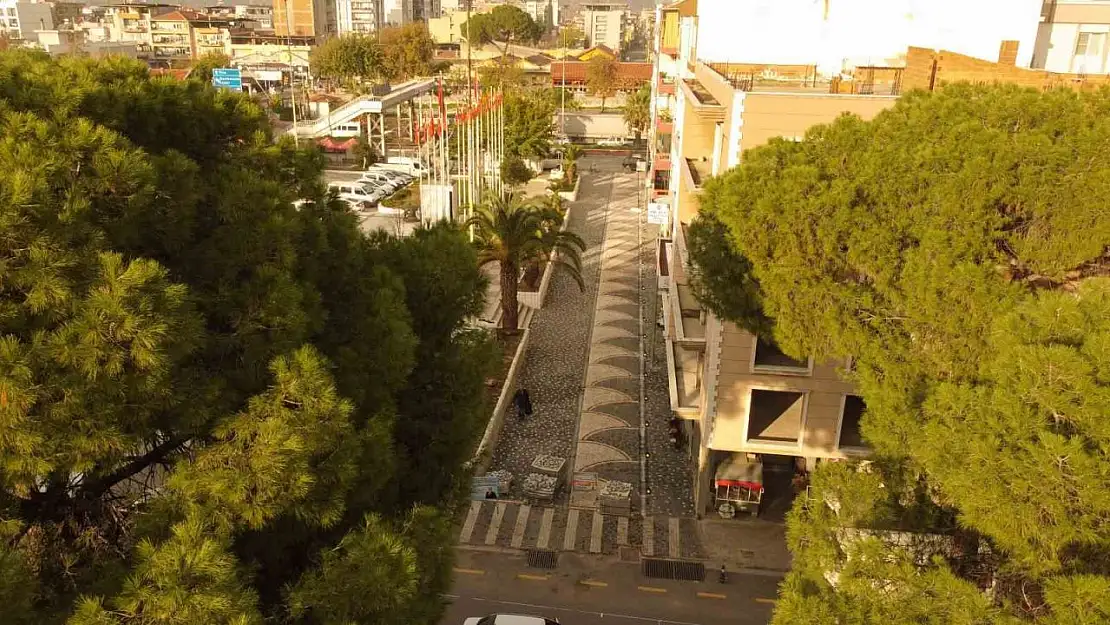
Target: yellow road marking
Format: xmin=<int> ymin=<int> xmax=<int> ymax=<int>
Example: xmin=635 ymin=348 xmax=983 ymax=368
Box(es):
xmin=638 ymin=586 xmax=668 ymax=593
xmin=697 ymin=592 xmax=727 ymax=600
xmin=579 ymin=580 xmax=609 ymax=587
xmin=452 ymin=568 xmax=485 ymax=575
xmin=755 ymin=597 xmax=776 ymax=604
xmin=517 ymin=573 xmax=549 ymax=581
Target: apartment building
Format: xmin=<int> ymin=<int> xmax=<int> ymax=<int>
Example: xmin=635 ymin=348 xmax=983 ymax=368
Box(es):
xmin=1033 ymin=0 xmax=1110 ymax=73
xmin=581 ymin=3 xmax=624 ymax=53
xmin=649 ymin=0 xmax=1047 ymax=517
xmin=402 ymin=0 xmax=438 ymax=23
xmin=149 ymin=9 xmax=231 ymax=62
xmin=523 ymin=0 xmax=558 ymax=29
xmin=274 ymin=0 xmax=330 ymax=36
xmin=336 ymin=0 xmax=384 ymax=34
xmin=0 ymin=0 xmax=54 ymax=41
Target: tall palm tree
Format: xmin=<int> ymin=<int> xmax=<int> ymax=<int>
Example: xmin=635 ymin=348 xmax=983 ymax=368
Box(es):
xmin=563 ymin=144 xmax=583 ymax=182
xmin=466 ymin=192 xmax=586 ymax=331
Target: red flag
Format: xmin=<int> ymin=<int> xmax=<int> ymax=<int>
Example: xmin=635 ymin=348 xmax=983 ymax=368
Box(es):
xmin=437 ymin=77 xmax=447 ymax=127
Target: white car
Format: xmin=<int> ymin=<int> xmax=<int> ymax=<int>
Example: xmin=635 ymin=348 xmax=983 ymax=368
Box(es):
xmin=370 ymin=168 xmax=414 ymax=184
xmin=328 ymin=182 xmax=384 ymax=207
xmin=597 ymin=137 xmax=629 ymax=147
xmin=356 ymin=173 xmax=399 ymax=194
xmin=464 ymin=615 xmax=559 ymax=625
xmin=359 ymin=171 xmax=404 ymax=191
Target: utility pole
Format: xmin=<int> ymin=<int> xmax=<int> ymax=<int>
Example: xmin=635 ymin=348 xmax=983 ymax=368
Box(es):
xmin=285 ymin=0 xmax=299 ymax=146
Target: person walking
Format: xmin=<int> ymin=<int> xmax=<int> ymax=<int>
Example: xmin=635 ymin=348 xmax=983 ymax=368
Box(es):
xmin=513 ymin=387 xmax=534 ymax=420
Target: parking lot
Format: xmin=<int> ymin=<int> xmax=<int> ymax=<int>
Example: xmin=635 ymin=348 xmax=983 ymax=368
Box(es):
xmin=323 ymin=169 xmax=419 ymax=236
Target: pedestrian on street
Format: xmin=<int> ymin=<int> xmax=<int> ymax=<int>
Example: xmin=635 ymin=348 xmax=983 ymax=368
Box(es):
xmin=513 ymin=387 xmax=534 ymax=420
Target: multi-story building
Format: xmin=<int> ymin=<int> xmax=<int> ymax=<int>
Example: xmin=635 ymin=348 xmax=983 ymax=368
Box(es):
xmin=649 ymin=0 xmax=1046 ymax=517
xmin=149 ymin=9 xmax=232 ymax=62
xmin=1033 ymin=0 xmax=1110 ymax=74
xmin=336 ymin=0 xmax=384 ymax=34
xmin=273 ymin=0 xmax=330 ymax=36
xmin=581 ymin=2 xmax=624 ymax=52
xmin=522 ymin=0 xmax=558 ymax=29
xmin=0 ymin=0 xmax=54 ymax=41
xmin=402 ymin=0 xmax=438 ymax=23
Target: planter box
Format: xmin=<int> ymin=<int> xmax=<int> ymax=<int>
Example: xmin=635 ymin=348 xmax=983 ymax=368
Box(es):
xmin=520 ymin=204 xmax=571 ymax=310
xmin=557 ymin=175 xmax=581 ymax=202
xmin=471 ymin=327 xmax=532 ymax=474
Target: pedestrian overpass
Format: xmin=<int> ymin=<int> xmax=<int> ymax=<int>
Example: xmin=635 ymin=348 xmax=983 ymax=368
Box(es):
xmin=288 ymin=78 xmax=438 ymax=150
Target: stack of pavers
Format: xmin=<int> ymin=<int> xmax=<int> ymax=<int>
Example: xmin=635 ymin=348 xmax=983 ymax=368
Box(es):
xmin=487 ymin=469 xmax=513 ymax=495
xmin=599 ymin=479 xmax=633 ymax=516
xmin=523 ymin=455 xmax=566 ymax=501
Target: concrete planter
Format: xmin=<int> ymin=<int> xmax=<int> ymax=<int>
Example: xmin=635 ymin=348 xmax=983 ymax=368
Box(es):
xmin=519 ymin=203 xmax=571 ymax=310
xmin=472 ymin=327 xmax=532 ymax=474
xmin=557 ymin=175 xmax=580 ymax=202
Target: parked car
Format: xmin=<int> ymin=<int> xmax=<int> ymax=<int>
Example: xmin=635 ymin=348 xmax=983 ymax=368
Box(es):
xmin=328 ymin=182 xmax=384 ymax=207
xmin=356 ymin=172 xmax=399 ymax=194
xmin=598 ymin=136 xmax=630 ymax=147
xmin=622 ymin=154 xmax=646 ymax=172
xmin=366 ymin=167 xmax=413 ymax=184
xmin=464 ymin=615 xmax=559 ymax=625
xmin=378 ymin=156 xmax=428 ymax=177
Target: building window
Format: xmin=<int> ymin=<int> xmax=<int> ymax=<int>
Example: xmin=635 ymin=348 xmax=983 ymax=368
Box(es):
xmin=747 ymin=389 xmax=805 ymax=444
xmin=838 ymin=394 xmax=867 ymax=450
xmin=751 ymin=336 xmax=811 ymax=374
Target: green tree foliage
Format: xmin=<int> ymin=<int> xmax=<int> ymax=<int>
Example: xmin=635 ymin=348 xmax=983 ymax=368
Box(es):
xmin=311 ymin=34 xmax=383 ymax=83
xmin=189 ymin=52 xmax=231 ymax=83
xmin=0 ymin=50 xmax=493 ymax=624
xmin=311 ymin=26 xmax=433 ymax=84
xmin=380 ymin=23 xmax=436 ymax=81
xmin=461 ymin=5 xmax=542 ymax=58
xmin=622 ymin=83 xmax=651 ymax=140
xmin=696 ymin=82 xmax=1110 ymax=622
xmin=561 ymin=144 xmax=582 ymax=181
xmin=557 ymin=24 xmax=586 ymax=48
xmin=504 ymin=90 xmax=555 ymax=159
xmin=585 ymin=56 xmax=619 ymax=112
xmin=685 ymin=212 xmax=772 ymax=336
xmin=466 ymin=192 xmax=584 ymax=331
xmin=500 ymin=156 xmax=534 ymax=186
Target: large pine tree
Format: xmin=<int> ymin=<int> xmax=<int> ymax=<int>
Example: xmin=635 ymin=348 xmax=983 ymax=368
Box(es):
xmin=691 ymin=83 xmax=1110 ymax=622
xmin=0 ymin=51 xmax=493 ymax=624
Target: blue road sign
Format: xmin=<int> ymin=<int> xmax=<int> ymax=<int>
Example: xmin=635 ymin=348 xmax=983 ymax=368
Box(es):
xmin=212 ymin=67 xmax=242 ymax=91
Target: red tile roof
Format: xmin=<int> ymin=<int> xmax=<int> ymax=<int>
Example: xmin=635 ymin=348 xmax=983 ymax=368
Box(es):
xmin=550 ymin=61 xmax=653 ymax=88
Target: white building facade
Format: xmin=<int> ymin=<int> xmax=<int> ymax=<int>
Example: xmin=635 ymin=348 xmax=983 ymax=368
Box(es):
xmin=582 ymin=2 xmax=625 ymax=52
xmin=1033 ymin=0 xmax=1110 ymax=74
xmin=0 ymin=0 xmax=53 ymax=41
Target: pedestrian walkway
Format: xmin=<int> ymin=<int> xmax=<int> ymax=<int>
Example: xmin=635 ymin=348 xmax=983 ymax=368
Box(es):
xmin=457 ymin=499 xmax=705 ymax=559
xmin=572 ymin=174 xmax=644 ymax=507
xmin=485 ymin=173 xmax=610 ymax=499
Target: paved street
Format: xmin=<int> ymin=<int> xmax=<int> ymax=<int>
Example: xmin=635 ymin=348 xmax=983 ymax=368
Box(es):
xmin=441 ymin=549 xmax=781 ymax=625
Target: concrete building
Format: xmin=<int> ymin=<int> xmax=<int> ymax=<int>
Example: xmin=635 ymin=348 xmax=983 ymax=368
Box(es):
xmin=581 ymin=2 xmax=624 ymax=53
xmin=273 ymin=0 xmax=330 ymax=36
xmin=523 ymin=0 xmax=558 ymax=29
xmin=427 ymin=7 xmax=466 ymax=43
xmin=648 ymin=0 xmax=1050 ymax=518
xmin=0 ymin=0 xmax=54 ymax=41
xmin=1033 ymin=0 xmax=1110 ymax=74
xmin=336 ymin=0 xmax=384 ymax=34
xmin=149 ymin=9 xmax=232 ymax=62
xmin=402 ymin=0 xmax=438 ymax=23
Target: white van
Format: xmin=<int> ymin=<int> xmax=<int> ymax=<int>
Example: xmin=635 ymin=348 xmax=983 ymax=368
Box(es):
xmin=378 ymin=156 xmax=428 ymax=177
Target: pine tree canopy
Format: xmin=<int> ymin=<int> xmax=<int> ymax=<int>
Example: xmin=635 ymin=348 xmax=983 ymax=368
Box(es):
xmin=691 ymin=83 xmax=1110 ymax=622
xmin=0 ymin=50 xmax=494 ymax=624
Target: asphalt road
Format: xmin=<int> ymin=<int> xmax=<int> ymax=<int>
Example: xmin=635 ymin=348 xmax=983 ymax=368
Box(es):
xmin=441 ymin=548 xmax=781 ymax=625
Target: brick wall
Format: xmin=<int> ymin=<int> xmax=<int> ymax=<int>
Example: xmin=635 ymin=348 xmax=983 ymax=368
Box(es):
xmin=903 ymin=46 xmax=1110 ymax=92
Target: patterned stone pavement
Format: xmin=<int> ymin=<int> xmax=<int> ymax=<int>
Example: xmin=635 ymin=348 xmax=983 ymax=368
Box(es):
xmin=573 ymin=173 xmax=643 ymax=509
xmin=485 ymin=156 xmax=696 ymax=525
xmin=485 ymin=172 xmax=611 ymax=499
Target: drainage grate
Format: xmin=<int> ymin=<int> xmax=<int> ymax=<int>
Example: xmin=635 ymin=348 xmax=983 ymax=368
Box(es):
xmin=642 ymin=558 xmax=706 ymax=581
xmin=526 ymin=549 xmax=559 ymax=569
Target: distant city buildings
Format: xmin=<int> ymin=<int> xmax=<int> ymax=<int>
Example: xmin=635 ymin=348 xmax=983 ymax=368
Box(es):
xmin=402 ymin=0 xmax=438 ymax=23
xmin=522 ymin=0 xmax=559 ymax=29
xmin=580 ymin=2 xmax=625 ymax=52
xmin=1033 ymin=0 xmax=1110 ymax=74
xmin=0 ymin=0 xmax=54 ymax=41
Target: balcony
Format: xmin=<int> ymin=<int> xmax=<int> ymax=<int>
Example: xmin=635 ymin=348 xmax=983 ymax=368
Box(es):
xmin=682 ymin=157 xmax=711 ymax=192
xmin=658 ymin=78 xmax=675 ymax=96
xmin=663 ymin=288 xmax=703 ymax=420
xmin=650 ymin=167 xmax=670 ymax=197
xmin=679 ymin=78 xmax=726 ymax=121
xmin=655 ymin=116 xmax=673 ymax=135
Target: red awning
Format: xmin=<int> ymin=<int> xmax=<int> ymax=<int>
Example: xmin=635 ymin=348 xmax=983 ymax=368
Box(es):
xmin=317 ymin=137 xmax=357 ymax=153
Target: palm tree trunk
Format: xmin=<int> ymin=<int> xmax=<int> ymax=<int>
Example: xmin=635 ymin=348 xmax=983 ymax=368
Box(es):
xmin=501 ymin=260 xmax=519 ymax=331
